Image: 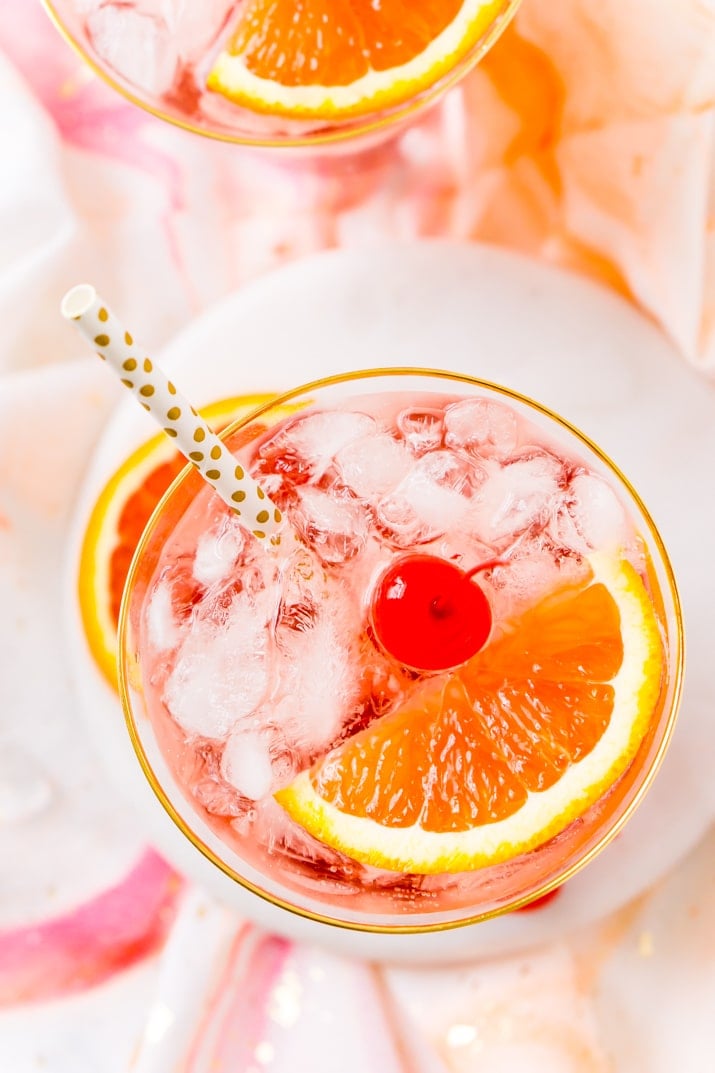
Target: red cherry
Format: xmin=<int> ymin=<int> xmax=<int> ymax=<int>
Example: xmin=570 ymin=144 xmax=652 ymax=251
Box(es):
xmin=370 ymin=554 xmax=493 ymax=673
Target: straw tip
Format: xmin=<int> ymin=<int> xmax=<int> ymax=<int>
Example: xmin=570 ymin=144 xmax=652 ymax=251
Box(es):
xmin=61 ymin=284 xmax=97 ymax=321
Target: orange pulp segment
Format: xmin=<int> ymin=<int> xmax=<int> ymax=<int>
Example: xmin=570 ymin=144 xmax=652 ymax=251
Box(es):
xmin=207 ymin=0 xmax=513 ymax=121
xmin=78 ymin=394 xmax=278 ymax=691
xmin=277 ymin=554 xmax=665 ymax=873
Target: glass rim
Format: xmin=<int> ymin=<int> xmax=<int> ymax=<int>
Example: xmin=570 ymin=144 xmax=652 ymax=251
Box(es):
xmin=41 ymin=0 xmax=523 ymax=149
xmin=118 ymin=366 xmax=685 ymax=935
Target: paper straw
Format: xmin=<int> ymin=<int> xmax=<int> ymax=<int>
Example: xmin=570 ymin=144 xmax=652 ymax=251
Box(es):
xmin=61 ymin=284 xmax=284 ymax=545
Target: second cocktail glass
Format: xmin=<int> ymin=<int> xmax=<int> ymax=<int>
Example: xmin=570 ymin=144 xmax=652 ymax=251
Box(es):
xmin=42 ymin=1 xmax=521 ymax=148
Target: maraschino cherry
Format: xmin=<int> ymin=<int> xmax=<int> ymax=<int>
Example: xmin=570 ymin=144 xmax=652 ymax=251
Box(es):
xmin=369 ymin=554 xmax=495 ymax=673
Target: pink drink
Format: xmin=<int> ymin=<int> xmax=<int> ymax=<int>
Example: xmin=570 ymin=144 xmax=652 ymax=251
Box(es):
xmin=123 ymin=373 xmax=680 ymax=927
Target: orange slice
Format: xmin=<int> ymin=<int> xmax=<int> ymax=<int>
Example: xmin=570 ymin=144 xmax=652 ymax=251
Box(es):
xmin=276 ymin=554 xmax=665 ymax=873
xmin=78 ymin=394 xmax=277 ymax=691
xmin=207 ymin=0 xmax=511 ymax=121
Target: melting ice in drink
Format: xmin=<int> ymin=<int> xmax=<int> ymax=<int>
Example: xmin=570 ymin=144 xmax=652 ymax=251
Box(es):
xmin=134 ymin=385 xmax=670 ymax=915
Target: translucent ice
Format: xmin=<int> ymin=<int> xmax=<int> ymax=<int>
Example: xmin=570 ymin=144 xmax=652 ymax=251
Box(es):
xmin=377 ymin=451 xmax=479 ymax=546
xmin=87 ymin=5 xmax=179 ymax=96
xmin=194 ymin=776 xmax=250 ymax=818
xmin=160 ymin=0 xmax=236 ymax=59
xmin=221 ymin=728 xmax=275 ymax=801
xmin=146 ymin=579 xmax=182 ymax=652
xmin=396 ymin=407 xmax=445 ymax=455
xmin=276 ymin=548 xmax=323 ymax=634
xmin=552 ymin=473 xmax=631 ymax=553
xmin=278 ymin=589 xmax=361 ymax=756
xmin=444 ymin=398 xmax=519 ymax=459
xmin=248 ymin=796 xmax=356 ymax=877
xmin=259 ymin=411 xmax=375 ymax=484
xmin=151 ymin=557 xmax=204 ymax=627
xmin=193 ymin=515 xmax=246 ymax=586
xmin=227 ymin=696 xmax=304 ymax=789
xmin=488 ymin=540 xmax=590 ymax=619
xmin=293 ymin=486 xmax=370 ymax=564
xmin=335 ymin=433 xmax=411 ymax=499
xmin=164 ymin=588 xmax=274 ymax=740
xmin=472 ymin=450 xmax=565 ymax=543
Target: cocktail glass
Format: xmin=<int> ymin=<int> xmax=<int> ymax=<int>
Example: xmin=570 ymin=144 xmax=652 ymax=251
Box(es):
xmin=42 ymin=1 xmax=522 ymax=149
xmin=119 ymin=368 xmax=682 ymax=942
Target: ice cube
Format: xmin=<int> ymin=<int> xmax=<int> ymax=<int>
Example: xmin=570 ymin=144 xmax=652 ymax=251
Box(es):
xmin=377 ymin=451 xmax=480 ymax=547
xmin=228 ymin=696 xmax=304 ymax=787
xmin=396 ymin=407 xmax=445 ymax=455
xmin=146 ymin=579 xmax=182 ymax=652
xmin=194 ymin=777 xmax=250 ymax=818
xmin=376 ymin=492 xmax=434 ymax=547
xmin=164 ymin=588 xmax=274 ymax=741
xmin=221 ymin=728 xmax=275 ymax=801
xmin=161 ymin=0 xmax=236 ymax=60
xmin=444 ymin=398 xmax=519 ymax=459
xmin=276 ymin=548 xmax=323 ymax=634
xmin=553 ymin=473 xmax=631 ymax=554
xmin=194 ymin=537 xmax=277 ymax=629
xmin=249 ymin=796 xmax=358 ymax=878
xmin=293 ymin=486 xmax=370 ymax=564
xmin=278 ymin=589 xmax=361 ymax=756
xmin=259 ymin=411 xmax=376 ymax=484
xmin=414 ymin=449 xmax=477 ymax=493
xmin=87 ymin=5 xmax=179 ymax=96
xmin=154 ymin=557 xmax=204 ymax=623
xmin=193 ymin=514 xmax=245 ymax=586
xmin=471 ymin=450 xmax=564 ymax=543
xmin=335 ymin=433 xmax=411 ymax=499
xmin=489 ymin=540 xmax=590 ymax=618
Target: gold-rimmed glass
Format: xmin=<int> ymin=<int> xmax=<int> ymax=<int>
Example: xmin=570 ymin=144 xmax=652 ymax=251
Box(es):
xmin=119 ymin=369 xmax=683 ymax=935
xmin=42 ymin=1 xmax=522 ymax=149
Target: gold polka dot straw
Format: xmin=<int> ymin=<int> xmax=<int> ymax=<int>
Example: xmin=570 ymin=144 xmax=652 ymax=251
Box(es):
xmin=61 ymin=284 xmax=285 ymax=545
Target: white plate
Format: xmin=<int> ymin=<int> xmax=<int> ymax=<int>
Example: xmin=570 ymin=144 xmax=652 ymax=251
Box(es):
xmin=65 ymin=242 xmax=715 ymax=963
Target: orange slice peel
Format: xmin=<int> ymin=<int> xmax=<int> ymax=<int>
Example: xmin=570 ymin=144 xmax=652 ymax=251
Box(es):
xmin=78 ymin=394 xmax=278 ymax=691
xmin=276 ymin=553 xmax=665 ymax=873
xmin=207 ymin=0 xmax=511 ymax=121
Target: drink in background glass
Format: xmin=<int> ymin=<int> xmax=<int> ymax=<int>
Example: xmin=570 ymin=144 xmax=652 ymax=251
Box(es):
xmin=121 ymin=370 xmax=682 ymax=934
xmin=43 ymin=0 xmax=522 ymax=147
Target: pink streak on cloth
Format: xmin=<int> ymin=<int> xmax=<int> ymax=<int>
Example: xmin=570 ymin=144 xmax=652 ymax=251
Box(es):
xmin=0 ymin=851 xmax=183 ymax=1006
xmin=0 ymin=1 xmax=183 ymax=208
xmin=183 ymin=930 xmax=293 ymax=1072
xmin=177 ymin=930 xmax=412 ymax=1073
